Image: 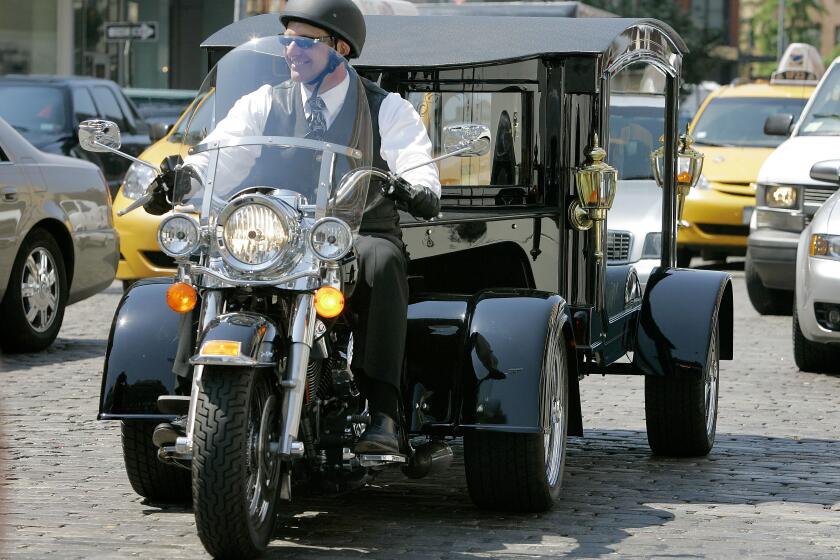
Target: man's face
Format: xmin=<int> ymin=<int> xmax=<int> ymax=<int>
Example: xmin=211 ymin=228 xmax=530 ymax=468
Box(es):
xmin=283 ymin=21 xmax=335 ymax=83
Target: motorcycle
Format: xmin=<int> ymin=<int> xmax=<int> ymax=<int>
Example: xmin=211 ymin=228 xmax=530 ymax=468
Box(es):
xmin=80 ymin=36 xmax=492 ymax=558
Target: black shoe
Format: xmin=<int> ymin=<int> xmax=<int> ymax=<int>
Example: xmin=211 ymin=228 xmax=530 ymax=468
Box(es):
xmin=152 ymin=416 xmax=187 ymax=448
xmin=354 ymin=412 xmax=401 ymax=455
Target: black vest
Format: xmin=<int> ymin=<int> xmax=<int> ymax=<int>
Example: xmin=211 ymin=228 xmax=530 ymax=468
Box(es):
xmin=262 ymin=74 xmax=400 ymax=238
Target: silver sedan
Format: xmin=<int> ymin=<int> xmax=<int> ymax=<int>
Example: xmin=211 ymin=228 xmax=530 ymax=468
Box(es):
xmin=0 ymin=117 xmax=118 ymax=352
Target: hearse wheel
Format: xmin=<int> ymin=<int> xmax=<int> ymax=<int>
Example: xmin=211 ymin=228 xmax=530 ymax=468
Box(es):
xmin=463 ymin=311 xmax=568 ymax=512
xmin=645 ymin=322 xmax=719 ymax=456
xmin=193 ymin=366 xmax=282 ymax=558
xmin=121 ymin=421 xmax=191 ymax=503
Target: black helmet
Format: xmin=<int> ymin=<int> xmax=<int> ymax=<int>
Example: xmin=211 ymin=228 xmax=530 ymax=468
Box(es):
xmin=281 ymin=0 xmax=366 ymax=59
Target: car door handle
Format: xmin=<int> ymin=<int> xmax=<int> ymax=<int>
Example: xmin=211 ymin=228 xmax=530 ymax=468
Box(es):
xmin=1 ymin=186 xmax=17 ymax=202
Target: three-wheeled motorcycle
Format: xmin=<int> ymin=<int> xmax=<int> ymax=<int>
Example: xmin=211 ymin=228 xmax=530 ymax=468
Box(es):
xmin=83 ymin=14 xmax=733 ymax=559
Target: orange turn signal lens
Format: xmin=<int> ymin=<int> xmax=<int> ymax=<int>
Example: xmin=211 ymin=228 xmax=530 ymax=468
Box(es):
xmin=314 ymin=286 xmax=344 ymax=318
xmin=200 ymin=340 xmax=242 ymax=357
xmin=166 ymin=282 xmax=197 ymax=313
xmin=677 ymin=171 xmax=692 ymax=185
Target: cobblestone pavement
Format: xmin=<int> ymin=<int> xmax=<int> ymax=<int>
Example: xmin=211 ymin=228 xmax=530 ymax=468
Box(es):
xmin=2 ymin=267 xmax=840 ymax=559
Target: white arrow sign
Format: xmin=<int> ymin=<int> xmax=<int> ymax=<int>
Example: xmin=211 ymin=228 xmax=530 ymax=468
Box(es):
xmin=104 ymin=22 xmax=158 ymax=42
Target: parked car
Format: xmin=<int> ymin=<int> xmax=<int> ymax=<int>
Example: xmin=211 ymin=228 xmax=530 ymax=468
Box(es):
xmin=0 ymin=117 xmax=118 ymax=352
xmin=792 ymin=160 xmax=840 ymax=372
xmin=748 ymin=51 xmax=840 ymax=315
xmin=681 ymin=44 xmax=819 ymax=266
xmin=0 ymin=75 xmax=150 ymax=197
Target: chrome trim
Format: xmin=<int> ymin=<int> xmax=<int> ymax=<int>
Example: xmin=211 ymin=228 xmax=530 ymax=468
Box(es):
xmin=190 ymin=264 xmax=320 ymax=287
xmin=190 ymin=136 xmax=363 ymax=159
xmin=189 ymin=354 xmax=274 ymax=367
xmin=278 ymin=293 xmax=316 ymax=456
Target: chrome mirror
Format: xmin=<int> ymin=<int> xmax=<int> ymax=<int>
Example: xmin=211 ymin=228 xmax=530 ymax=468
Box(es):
xmin=443 ymin=124 xmax=491 ymax=157
xmin=78 ymin=119 xmax=122 ymax=153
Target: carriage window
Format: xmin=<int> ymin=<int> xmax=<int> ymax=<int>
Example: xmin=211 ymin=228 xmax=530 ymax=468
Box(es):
xmin=608 ymin=95 xmax=665 ymax=180
xmin=407 ymin=89 xmax=534 ymax=206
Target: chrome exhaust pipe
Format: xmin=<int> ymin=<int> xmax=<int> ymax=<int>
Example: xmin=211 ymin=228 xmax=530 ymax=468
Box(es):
xmin=402 ymin=440 xmax=453 ymax=479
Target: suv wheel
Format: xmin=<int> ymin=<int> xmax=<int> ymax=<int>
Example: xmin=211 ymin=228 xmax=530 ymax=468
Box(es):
xmin=745 ymin=253 xmax=791 ymax=315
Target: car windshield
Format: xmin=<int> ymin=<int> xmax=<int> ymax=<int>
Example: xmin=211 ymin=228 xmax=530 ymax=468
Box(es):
xmin=798 ymin=65 xmax=840 ymax=136
xmin=692 ymin=96 xmax=807 ymax=148
xmin=0 ymin=85 xmax=69 ymax=134
xmin=178 ymin=35 xmax=373 ymax=232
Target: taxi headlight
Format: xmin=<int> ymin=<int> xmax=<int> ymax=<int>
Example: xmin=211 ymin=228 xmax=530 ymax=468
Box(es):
xmin=217 ymin=195 xmax=299 ymax=272
xmin=122 ymin=160 xmax=158 ymax=200
xmin=765 ymin=185 xmax=799 ymax=208
xmin=158 ymin=214 xmax=199 ymax=257
xmin=308 ymin=217 xmax=353 ymax=261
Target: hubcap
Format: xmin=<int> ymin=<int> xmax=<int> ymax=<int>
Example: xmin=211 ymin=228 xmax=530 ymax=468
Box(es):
xmin=20 ymin=247 xmax=59 ymax=333
xmin=704 ymin=328 xmax=719 ymax=438
xmin=542 ymin=317 xmax=566 ymax=488
xmin=246 ymin=376 xmax=280 ymax=530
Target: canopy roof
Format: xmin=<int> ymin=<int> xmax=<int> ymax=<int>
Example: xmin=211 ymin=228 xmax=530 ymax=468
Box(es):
xmin=202 ymin=14 xmax=686 ymax=72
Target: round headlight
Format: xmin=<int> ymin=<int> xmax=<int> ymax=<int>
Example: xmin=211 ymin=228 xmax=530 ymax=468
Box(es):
xmin=217 ymin=195 xmax=300 ymax=272
xmin=158 ymin=214 xmax=200 ymax=257
xmin=309 ymin=218 xmax=353 ymax=261
xmin=122 ymin=160 xmax=158 ymax=200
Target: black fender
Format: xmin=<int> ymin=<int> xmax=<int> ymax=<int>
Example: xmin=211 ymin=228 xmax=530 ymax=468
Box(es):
xmin=633 ymin=267 xmax=733 ymax=377
xmin=191 ymin=312 xmax=282 ymax=367
xmin=459 ymin=290 xmax=579 ymax=434
xmin=99 ymin=278 xmax=198 ymax=420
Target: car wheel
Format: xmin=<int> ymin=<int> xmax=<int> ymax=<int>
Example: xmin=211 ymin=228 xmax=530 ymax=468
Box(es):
xmin=0 ymin=229 xmax=67 ymax=353
xmin=792 ymin=303 xmax=840 ymax=373
xmin=745 ymin=253 xmax=791 ymax=316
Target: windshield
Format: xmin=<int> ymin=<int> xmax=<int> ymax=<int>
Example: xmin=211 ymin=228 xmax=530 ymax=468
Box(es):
xmin=178 ymin=35 xmax=372 ymax=232
xmin=692 ymin=96 xmax=807 ymax=148
xmin=798 ymin=65 xmax=840 ymax=136
xmin=0 ymin=85 xmax=69 ymax=135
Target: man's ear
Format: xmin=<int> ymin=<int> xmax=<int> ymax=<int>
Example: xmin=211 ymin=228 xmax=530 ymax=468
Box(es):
xmin=337 ymin=39 xmax=351 ymax=57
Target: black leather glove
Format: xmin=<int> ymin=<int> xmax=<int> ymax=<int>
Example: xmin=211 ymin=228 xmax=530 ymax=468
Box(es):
xmin=382 ymin=175 xmax=440 ymax=220
xmin=143 ymin=155 xmax=183 ymax=216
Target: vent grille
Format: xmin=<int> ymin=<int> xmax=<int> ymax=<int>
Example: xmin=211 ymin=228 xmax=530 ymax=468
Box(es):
xmin=803 ymin=187 xmax=836 ymax=206
xmin=607 ymin=231 xmax=632 ymax=262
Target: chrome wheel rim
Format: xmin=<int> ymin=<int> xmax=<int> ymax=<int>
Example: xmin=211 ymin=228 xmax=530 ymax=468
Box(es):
xmin=20 ymin=247 xmax=59 ymax=333
xmin=542 ymin=317 xmax=567 ymax=489
xmin=704 ymin=328 xmax=719 ymax=438
xmin=246 ymin=377 xmax=280 ymax=530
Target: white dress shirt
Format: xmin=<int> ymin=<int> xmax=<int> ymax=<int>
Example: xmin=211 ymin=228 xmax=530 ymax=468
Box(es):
xmin=188 ymin=73 xmax=441 ymax=197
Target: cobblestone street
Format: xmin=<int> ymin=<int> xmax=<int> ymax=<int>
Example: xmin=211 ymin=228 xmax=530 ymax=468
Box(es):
xmin=2 ymin=268 xmax=840 ymax=559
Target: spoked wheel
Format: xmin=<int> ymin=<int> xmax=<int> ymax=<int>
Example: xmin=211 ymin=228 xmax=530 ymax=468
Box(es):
xmin=645 ymin=322 xmax=720 ymax=456
xmin=464 ymin=308 xmax=568 ymax=512
xmin=193 ymin=366 xmax=282 ymax=559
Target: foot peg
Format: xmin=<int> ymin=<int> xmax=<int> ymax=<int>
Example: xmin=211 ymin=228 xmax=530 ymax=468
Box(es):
xmin=357 ymin=453 xmax=407 ymax=467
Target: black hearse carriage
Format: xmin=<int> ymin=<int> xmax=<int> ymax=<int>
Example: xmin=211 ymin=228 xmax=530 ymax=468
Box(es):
xmin=84 ymin=14 xmax=733 ymax=558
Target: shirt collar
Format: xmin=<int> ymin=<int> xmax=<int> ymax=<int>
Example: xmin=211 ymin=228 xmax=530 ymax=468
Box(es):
xmin=301 ymin=72 xmax=350 ymax=122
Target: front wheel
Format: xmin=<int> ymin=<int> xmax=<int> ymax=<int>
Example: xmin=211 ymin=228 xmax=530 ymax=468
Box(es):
xmin=793 ymin=303 xmax=840 ymax=373
xmin=645 ymin=323 xmax=719 ymax=456
xmin=193 ymin=366 xmax=282 ymax=559
xmin=745 ymin=253 xmax=792 ymax=316
xmin=463 ymin=311 xmax=568 ymax=512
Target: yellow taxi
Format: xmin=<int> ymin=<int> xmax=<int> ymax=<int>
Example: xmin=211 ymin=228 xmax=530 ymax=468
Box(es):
xmin=114 ymin=91 xmax=212 ymax=286
xmin=679 ymin=47 xmax=819 ymax=265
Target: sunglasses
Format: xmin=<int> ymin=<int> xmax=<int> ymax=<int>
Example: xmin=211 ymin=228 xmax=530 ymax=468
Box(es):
xmin=278 ymin=35 xmax=335 ymax=49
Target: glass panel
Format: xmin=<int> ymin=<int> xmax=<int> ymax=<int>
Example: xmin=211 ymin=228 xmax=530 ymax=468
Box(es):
xmin=91 ymin=86 xmax=128 ymax=129
xmin=608 ymin=96 xmax=665 ymax=181
xmin=798 ymin=65 xmax=840 ymax=137
xmin=693 ymin=97 xmax=807 ymax=147
xmin=0 ymin=0 xmax=58 ymax=74
xmin=73 ymin=87 xmax=98 ymax=122
xmin=0 ymin=86 xmax=69 ymax=135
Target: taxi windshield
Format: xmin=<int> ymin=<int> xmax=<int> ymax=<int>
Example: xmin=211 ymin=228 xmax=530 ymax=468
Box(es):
xmin=692 ymin=96 xmax=807 ymax=148
xmin=177 ymin=35 xmax=372 ymax=232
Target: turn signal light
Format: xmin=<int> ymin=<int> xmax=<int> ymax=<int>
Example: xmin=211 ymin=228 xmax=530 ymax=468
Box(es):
xmin=200 ymin=340 xmax=242 ymax=357
xmin=166 ymin=282 xmax=197 ymax=313
xmin=314 ymin=286 xmax=344 ymax=318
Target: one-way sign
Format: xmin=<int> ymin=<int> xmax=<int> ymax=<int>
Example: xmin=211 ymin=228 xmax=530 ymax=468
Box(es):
xmin=105 ymin=21 xmax=158 ymax=42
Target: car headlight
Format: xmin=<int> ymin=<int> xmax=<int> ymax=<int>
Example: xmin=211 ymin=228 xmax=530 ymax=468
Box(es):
xmin=122 ymin=160 xmax=158 ymax=200
xmin=308 ymin=218 xmax=353 ymax=261
xmin=641 ymin=232 xmax=661 ymax=259
xmin=809 ymin=234 xmax=840 ymax=260
xmin=765 ymin=185 xmax=799 ymax=208
xmin=217 ymin=194 xmax=300 ymax=272
xmin=158 ymin=214 xmax=200 ymax=257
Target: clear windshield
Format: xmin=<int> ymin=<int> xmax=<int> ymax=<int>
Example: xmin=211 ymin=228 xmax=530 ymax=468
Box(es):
xmin=798 ymin=64 xmax=840 ymax=136
xmin=177 ymin=35 xmax=372 ymax=232
xmin=693 ymin=97 xmax=807 ymax=148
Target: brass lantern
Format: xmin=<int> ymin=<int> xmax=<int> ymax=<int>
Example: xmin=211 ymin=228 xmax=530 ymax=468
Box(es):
xmin=572 ymin=134 xmax=618 ymax=261
xmin=651 ymin=128 xmax=705 ymax=220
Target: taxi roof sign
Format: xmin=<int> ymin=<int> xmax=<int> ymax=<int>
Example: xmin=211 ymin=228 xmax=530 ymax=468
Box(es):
xmin=771 ymin=43 xmax=824 ymax=84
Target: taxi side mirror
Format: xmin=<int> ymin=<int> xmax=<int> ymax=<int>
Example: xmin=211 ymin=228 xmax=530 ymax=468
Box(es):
xmin=810 ymin=159 xmax=840 ymax=185
xmin=764 ymin=113 xmax=794 ymax=136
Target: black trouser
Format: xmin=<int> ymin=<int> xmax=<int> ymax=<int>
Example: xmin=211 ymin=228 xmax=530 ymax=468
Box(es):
xmin=348 ymin=234 xmax=408 ymax=402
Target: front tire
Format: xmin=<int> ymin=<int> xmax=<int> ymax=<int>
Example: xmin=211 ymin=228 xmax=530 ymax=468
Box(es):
xmin=193 ymin=366 xmax=282 ymax=559
xmin=463 ymin=310 xmax=568 ymax=512
xmin=745 ymin=253 xmax=791 ymax=316
xmin=0 ymin=229 xmax=67 ymax=353
xmin=645 ymin=323 xmax=719 ymax=456
xmin=793 ymin=303 xmax=840 ymax=373
xmin=121 ymin=421 xmax=191 ymax=503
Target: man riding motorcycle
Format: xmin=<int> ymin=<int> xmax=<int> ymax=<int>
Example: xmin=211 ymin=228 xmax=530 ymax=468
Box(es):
xmin=145 ymin=0 xmax=441 ymax=456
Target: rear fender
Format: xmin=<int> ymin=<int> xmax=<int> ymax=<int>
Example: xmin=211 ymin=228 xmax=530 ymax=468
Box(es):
xmin=633 ymin=267 xmax=733 ymax=377
xmin=190 ymin=312 xmax=282 ymax=367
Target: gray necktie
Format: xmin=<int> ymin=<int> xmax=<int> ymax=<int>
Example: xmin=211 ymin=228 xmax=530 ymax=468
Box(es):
xmin=306 ymin=96 xmax=327 ymax=140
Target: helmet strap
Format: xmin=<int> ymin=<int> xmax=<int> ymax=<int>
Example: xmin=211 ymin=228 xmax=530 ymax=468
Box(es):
xmin=305 ymin=47 xmax=344 ymax=96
